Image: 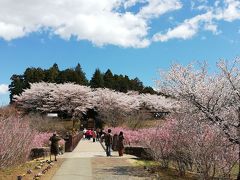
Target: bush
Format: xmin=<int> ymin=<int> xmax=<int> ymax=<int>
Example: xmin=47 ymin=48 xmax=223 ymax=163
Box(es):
xmin=0 ymin=106 xmax=64 ymax=169
xmin=107 ymin=117 xmax=238 ymax=179
xmin=0 ymin=109 xmax=37 ymax=168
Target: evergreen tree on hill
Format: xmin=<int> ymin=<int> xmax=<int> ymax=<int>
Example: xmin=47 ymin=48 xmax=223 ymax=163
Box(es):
xmin=117 ymin=75 xmax=129 ymax=93
xmin=24 ymin=67 xmax=45 ymax=88
xmin=9 ymin=75 xmax=25 ymax=103
xmin=103 ymin=69 xmax=114 ymax=89
xmin=90 ymin=69 xmax=104 ymax=88
xmin=75 ymin=63 xmax=88 ymax=85
xmin=129 ymin=77 xmax=144 ymax=91
xmin=45 ymin=63 xmax=59 ymax=83
xmin=141 ymin=86 xmax=156 ymax=94
xmin=56 ymin=68 xmax=76 ymax=83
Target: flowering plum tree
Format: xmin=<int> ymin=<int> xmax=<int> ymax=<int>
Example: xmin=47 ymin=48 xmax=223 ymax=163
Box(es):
xmin=0 ymin=113 xmax=36 ymax=168
xmin=157 ymin=59 xmax=240 ymax=179
xmin=0 ymin=108 xmax=66 ymax=168
xmin=107 ymin=116 xmax=238 ymax=179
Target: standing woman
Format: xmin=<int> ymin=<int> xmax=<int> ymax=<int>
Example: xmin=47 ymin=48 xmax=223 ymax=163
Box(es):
xmin=49 ymin=133 xmax=61 ymax=161
xmin=117 ymin=131 xmax=124 ymax=156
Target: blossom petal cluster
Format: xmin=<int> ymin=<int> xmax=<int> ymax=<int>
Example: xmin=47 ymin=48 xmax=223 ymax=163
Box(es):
xmin=14 ymin=82 xmax=176 ymax=115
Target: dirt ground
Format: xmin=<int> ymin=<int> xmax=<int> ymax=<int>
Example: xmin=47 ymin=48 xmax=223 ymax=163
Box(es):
xmin=92 ymin=157 xmax=200 ymax=180
xmin=92 ymin=157 xmax=157 ymax=180
xmin=0 ymin=157 xmax=64 ymax=180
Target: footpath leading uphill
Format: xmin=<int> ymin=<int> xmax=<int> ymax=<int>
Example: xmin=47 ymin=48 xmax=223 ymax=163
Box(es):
xmin=51 ymin=140 xmax=148 ymax=180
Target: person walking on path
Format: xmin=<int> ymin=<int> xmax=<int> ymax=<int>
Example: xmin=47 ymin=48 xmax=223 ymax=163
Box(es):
xmin=49 ymin=133 xmax=61 ymax=161
xmin=83 ymin=128 xmax=87 ymax=139
xmin=96 ymin=128 xmax=100 ymax=141
xmin=92 ymin=130 xmax=97 ymax=142
xmin=117 ymin=131 xmax=124 ymax=156
xmin=104 ymin=129 xmax=113 ymax=157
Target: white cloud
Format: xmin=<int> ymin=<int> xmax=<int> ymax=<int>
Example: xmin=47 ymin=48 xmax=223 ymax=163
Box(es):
xmin=215 ymin=1 xmax=221 ymax=7
xmin=153 ymin=12 xmax=213 ymax=42
xmin=153 ymin=22 xmax=198 ymax=42
xmin=0 ymin=0 xmax=239 ymax=45
xmin=0 ymin=22 xmax=25 ymax=41
xmin=216 ymin=0 xmax=240 ymax=21
xmin=0 ymin=0 xmax=181 ymax=48
xmin=124 ymin=0 xmax=145 ymax=9
xmin=138 ymin=0 xmax=182 ymax=18
xmin=153 ymin=0 xmax=240 ymax=42
xmin=0 ymin=84 xmax=8 ymax=94
xmin=204 ymin=21 xmax=222 ymax=34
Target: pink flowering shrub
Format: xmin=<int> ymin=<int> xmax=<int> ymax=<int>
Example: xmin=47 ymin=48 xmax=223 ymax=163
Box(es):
xmin=106 ymin=117 xmax=238 ymax=178
xmin=0 ymin=115 xmax=37 ymax=168
xmin=32 ymin=132 xmax=53 ymax=147
xmin=0 ymin=107 xmax=65 ymax=169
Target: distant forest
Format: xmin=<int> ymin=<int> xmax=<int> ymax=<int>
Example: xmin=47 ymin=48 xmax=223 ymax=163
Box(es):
xmin=9 ymin=63 xmax=157 ymax=103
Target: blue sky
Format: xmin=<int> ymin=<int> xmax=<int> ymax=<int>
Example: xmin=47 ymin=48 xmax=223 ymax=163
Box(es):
xmin=0 ymin=0 xmax=240 ymax=105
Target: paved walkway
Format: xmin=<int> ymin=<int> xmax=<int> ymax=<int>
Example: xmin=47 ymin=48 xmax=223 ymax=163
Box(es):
xmin=52 ymin=140 xmax=105 ymax=180
xmin=52 ymin=139 xmax=149 ymax=180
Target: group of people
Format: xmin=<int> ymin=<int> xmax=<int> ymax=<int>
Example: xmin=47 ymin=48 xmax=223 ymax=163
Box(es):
xmin=83 ymin=128 xmax=125 ymax=157
xmin=103 ymin=129 xmax=124 ymax=157
xmin=49 ymin=128 xmax=125 ymax=162
xmin=83 ymin=128 xmax=103 ymax=142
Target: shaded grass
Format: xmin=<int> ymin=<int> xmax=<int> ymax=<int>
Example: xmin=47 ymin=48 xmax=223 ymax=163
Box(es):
xmin=131 ymin=159 xmax=239 ymax=180
xmin=130 ymin=159 xmax=198 ymax=180
xmin=231 ymin=164 xmax=239 ymax=179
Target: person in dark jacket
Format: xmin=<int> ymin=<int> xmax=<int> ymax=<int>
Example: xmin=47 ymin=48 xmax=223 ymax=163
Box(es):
xmin=117 ymin=131 xmax=124 ymax=156
xmin=104 ymin=129 xmax=113 ymax=157
xmin=49 ymin=133 xmax=61 ymax=161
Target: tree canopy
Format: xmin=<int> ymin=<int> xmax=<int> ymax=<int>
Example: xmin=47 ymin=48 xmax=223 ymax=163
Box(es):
xmin=9 ymin=63 xmax=157 ymax=103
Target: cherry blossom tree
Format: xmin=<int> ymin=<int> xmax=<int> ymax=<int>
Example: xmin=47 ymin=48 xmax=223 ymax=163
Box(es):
xmin=157 ymin=59 xmax=240 ymax=179
xmin=14 ymin=82 xmax=175 ymax=125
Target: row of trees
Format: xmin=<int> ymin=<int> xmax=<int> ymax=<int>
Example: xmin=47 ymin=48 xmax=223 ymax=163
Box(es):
xmin=9 ymin=63 xmax=156 ymax=103
xmin=13 ymin=82 xmax=175 ymax=126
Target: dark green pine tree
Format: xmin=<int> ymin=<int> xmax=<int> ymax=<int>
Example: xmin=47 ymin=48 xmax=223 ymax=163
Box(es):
xmin=9 ymin=75 xmax=25 ymax=103
xmin=112 ymin=74 xmax=120 ymax=91
xmin=141 ymin=86 xmax=156 ymax=94
xmin=90 ymin=69 xmax=104 ymax=88
xmin=103 ymin=69 xmax=114 ymax=89
xmin=75 ymin=63 xmax=88 ymax=85
xmin=117 ymin=75 xmax=129 ymax=93
xmin=57 ymin=68 xmax=76 ymax=83
xmin=129 ymin=77 xmax=144 ymax=91
xmin=45 ymin=63 xmax=59 ymax=83
xmin=23 ymin=67 xmax=45 ymax=88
